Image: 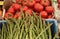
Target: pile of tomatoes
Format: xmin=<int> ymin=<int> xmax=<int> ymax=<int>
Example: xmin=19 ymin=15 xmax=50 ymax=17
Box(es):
xmin=4 ymin=0 xmax=54 ymax=19
xmin=58 ymin=0 xmax=60 ymax=9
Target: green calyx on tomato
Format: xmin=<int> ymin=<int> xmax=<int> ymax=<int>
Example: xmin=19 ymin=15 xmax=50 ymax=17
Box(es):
xmin=14 ymin=12 xmax=20 ymax=19
xmin=22 ymin=6 xmax=28 ymax=12
xmin=28 ymin=0 xmax=35 ymax=7
xmin=25 ymin=9 xmax=32 ymax=15
xmin=4 ymin=12 xmax=14 ymax=18
xmin=40 ymin=0 xmax=50 ymax=7
xmin=22 ymin=0 xmax=28 ymax=6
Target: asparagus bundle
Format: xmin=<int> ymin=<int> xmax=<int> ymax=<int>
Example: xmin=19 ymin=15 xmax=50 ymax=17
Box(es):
xmin=0 ymin=12 xmax=58 ymax=39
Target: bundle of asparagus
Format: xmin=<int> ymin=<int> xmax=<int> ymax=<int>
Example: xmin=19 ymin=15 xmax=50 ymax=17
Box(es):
xmin=0 ymin=12 xmax=58 ymax=39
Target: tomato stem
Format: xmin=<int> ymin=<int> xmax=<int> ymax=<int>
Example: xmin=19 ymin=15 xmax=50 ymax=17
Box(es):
xmin=30 ymin=0 xmax=33 ymax=2
xmin=24 ymin=0 xmax=26 ymax=2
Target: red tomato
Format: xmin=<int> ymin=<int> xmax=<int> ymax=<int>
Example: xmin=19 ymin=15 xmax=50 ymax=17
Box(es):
xmin=22 ymin=0 xmax=29 ymax=6
xmin=40 ymin=0 xmax=50 ymax=7
xmin=40 ymin=11 xmax=48 ymax=18
xmin=12 ymin=3 xmax=21 ymax=11
xmin=45 ymin=6 xmax=54 ymax=13
xmin=34 ymin=3 xmax=44 ymax=12
xmin=36 ymin=13 xmax=39 ymax=16
xmin=25 ymin=9 xmax=32 ymax=15
xmin=58 ymin=3 xmax=60 ymax=9
xmin=48 ymin=15 xmax=52 ymax=18
xmin=28 ymin=0 xmax=35 ymax=7
xmin=58 ymin=0 xmax=60 ymax=3
xmin=14 ymin=15 xmax=18 ymax=19
xmin=22 ymin=6 xmax=28 ymax=12
xmin=14 ymin=12 xmax=20 ymax=19
xmin=16 ymin=0 xmax=20 ymax=3
xmin=7 ymin=6 xmax=15 ymax=14
xmin=4 ymin=12 xmax=14 ymax=18
xmin=35 ymin=0 xmax=41 ymax=3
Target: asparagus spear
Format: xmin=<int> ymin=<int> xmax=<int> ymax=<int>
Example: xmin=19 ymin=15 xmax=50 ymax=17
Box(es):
xmin=36 ymin=23 xmax=53 ymax=39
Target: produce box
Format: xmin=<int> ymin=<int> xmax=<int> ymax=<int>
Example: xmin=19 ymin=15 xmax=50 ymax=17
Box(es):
xmin=0 ymin=19 xmax=58 ymax=37
xmin=45 ymin=19 xmax=58 ymax=37
xmin=0 ymin=20 xmax=6 ymax=29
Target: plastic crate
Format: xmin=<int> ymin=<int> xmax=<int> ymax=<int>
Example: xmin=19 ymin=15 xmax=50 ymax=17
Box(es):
xmin=45 ymin=19 xmax=58 ymax=37
xmin=0 ymin=19 xmax=58 ymax=38
xmin=0 ymin=20 xmax=6 ymax=29
xmin=56 ymin=38 xmax=60 ymax=39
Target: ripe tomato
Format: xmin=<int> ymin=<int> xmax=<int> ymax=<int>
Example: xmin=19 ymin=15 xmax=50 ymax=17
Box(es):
xmin=28 ymin=0 xmax=35 ymax=7
xmin=35 ymin=0 xmax=41 ymax=3
xmin=14 ymin=12 xmax=20 ymax=19
xmin=58 ymin=3 xmax=60 ymax=9
xmin=7 ymin=6 xmax=15 ymax=14
xmin=14 ymin=15 xmax=18 ymax=19
xmin=58 ymin=0 xmax=60 ymax=3
xmin=45 ymin=6 xmax=54 ymax=13
xmin=4 ymin=12 xmax=14 ymax=18
xmin=34 ymin=3 xmax=44 ymax=12
xmin=16 ymin=0 xmax=20 ymax=3
xmin=48 ymin=15 xmax=52 ymax=18
xmin=36 ymin=13 xmax=39 ymax=16
xmin=40 ymin=11 xmax=48 ymax=18
xmin=12 ymin=3 xmax=21 ymax=11
xmin=22 ymin=0 xmax=29 ymax=6
xmin=22 ymin=6 xmax=28 ymax=12
xmin=40 ymin=0 xmax=50 ymax=7
xmin=25 ymin=9 xmax=32 ymax=15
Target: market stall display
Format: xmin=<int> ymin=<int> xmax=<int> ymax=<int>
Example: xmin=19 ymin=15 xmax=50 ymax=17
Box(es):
xmin=0 ymin=0 xmax=59 ymax=39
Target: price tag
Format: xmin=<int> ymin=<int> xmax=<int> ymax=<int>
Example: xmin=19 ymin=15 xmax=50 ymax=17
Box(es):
xmin=0 ymin=1 xmax=4 ymax=5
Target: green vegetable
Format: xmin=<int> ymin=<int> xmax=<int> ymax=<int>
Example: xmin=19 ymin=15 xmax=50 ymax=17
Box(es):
xmin=0 ymin=12 xmax=58 ymax=39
